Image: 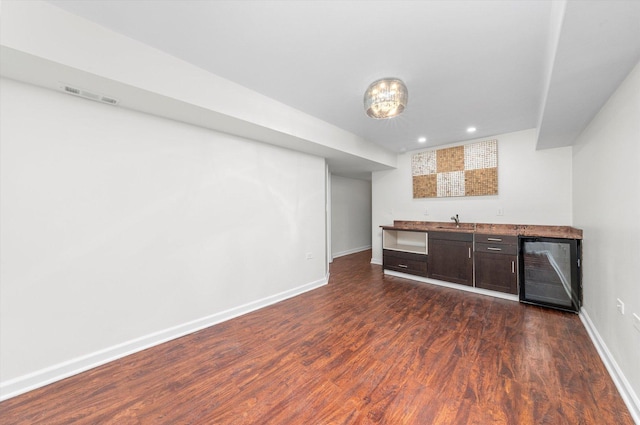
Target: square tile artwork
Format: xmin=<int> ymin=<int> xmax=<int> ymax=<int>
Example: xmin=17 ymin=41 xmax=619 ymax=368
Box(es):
xmin=412 ymin=140 xmax=498 ymax=198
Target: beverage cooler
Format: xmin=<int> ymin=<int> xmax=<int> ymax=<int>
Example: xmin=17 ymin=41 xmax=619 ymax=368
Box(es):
xmin=519 ymin=237 xmax=582 ymax=313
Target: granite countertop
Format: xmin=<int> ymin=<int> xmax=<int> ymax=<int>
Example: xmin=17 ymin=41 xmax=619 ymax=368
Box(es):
xmin=381 ymin=220 xmax=583 ymax=239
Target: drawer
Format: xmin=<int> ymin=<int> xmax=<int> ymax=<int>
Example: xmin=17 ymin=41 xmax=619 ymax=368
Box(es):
xmin=475 ymin=242 xmax=517 ymax=255
xmin=383 ymin=250 xmax=427 ymax=277
xmin=383 ymin=249 xmax=426 ymax=261
xmin=475 ymin=234 xmax=518 ymax=245
xmin=428 ymin=231 xmax=473 ymax=242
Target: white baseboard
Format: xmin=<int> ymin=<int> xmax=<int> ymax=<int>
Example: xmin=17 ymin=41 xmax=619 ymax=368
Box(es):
xmin=370 ymin=257 xmax=382 ymax=265
xmin=332 ymin=245 xmax=371 ymax=260
xmin=383 ymin=269 xmax=519 ymax=302
xmin=580 ymin=308 xmax=640 ymax=424
xmin=0 ymin=274 xmax=329 ymax=402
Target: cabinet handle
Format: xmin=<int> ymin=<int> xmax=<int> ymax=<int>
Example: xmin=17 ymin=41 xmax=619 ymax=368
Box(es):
xmin=398 ymin=264 xmax=408 ymax=268
xmin=511 ymin=261 xmax=515 ymax=273
xmin=487 ymin=247 xmax=502 ymax=251
xmin=468 ymin=247 xmax=471 ymax=258
xmin=487 ymin=238 xmax=502 ymax=242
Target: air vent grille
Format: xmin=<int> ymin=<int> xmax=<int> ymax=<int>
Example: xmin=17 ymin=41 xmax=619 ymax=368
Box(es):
xmin=100 ymin=96 xmax=118 ymax=105
xmin=59 ymin=83 xmax=119 ymax=106
xmin=64 ymin=86 xmax=81 ymax=95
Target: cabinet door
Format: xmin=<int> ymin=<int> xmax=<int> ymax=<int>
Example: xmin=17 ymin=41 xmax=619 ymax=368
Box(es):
xmin=427 ymin=238 xmax=473 ymax=286
xmin=475 ymin=252 xmax=517 ymax=294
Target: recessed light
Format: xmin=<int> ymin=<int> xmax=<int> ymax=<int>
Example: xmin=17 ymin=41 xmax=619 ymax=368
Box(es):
xmin=467 ymin=127 xmax=477 ymax=133
xmin=418 ymin=137 xmax=427 ymax=143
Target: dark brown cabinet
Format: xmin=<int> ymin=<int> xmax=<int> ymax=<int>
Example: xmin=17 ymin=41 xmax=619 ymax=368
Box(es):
xmin=382 ymin=229 xmax=428 ymax=278
xmin=474 ymin=234 xmax=518 ymax=294
xmin=380 ymin=223 xmax=578 ymax=300
xmin=383 ymin=250 xmax=428 ymax=277
xmin=427 ymin=231 xmax=473 ymax=286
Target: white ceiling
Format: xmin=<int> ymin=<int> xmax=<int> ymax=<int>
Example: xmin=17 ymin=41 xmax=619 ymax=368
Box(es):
xmin=41 ymin=0 xmax=640 ymax=155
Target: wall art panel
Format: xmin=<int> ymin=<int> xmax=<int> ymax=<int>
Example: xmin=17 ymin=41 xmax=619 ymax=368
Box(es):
xmin=412 ymin=139 xmax=498 ymax=198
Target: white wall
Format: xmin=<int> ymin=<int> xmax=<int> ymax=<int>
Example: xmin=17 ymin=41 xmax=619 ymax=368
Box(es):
xmin=0 ymin=0 xmax=397 ymax=177
xmin=573 ymin=61 xmax=640 ymax=419
xmin=330 ymin=175 xmax=371 ymax=258
xmin=371 ymin=128 xmax=573 ymax=263
xmin=0 ymin=78 xmax=327 ymax=398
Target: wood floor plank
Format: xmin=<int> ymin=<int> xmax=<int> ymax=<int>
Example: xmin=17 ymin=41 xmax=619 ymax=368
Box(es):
xmin=0 ymin=250 xmax=634 ymax=424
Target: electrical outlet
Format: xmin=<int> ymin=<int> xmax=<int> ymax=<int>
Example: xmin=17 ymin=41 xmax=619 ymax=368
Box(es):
xmin=497 ymin=207 xmax=504 ymax=216
xmin=423 ymin=209 xmax=429 ymax=216
xmin=616 ymin=298 xmax=625 ymax=315
xmin=633 ymin=314 xmax=640 ymax=332
xmin=306 ymin=252 xmax=313 ymax=260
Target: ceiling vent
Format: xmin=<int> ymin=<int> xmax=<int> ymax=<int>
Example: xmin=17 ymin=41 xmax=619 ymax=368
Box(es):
xmin=59 ymin=83 xmax=119 ymax=106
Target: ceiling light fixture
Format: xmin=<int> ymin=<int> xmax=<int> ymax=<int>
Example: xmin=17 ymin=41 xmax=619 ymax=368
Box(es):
xmin=467 ymin=126 xmax=477 ymax=133
xmin=418 ymin=137 xmax=427 ymax=143
xmin=364 ymin=78 xmax=408 ymax=119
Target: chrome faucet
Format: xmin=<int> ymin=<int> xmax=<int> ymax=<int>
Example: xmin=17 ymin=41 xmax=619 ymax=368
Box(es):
xmin=451 ymin=214 xmax=460 ymax=227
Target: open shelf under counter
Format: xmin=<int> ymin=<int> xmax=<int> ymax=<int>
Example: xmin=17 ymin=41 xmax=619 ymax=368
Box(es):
xmin=382 ymin=229 xmax=428 ymax=255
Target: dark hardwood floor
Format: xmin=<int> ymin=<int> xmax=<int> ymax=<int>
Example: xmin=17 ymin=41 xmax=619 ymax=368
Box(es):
xmin=0 ymin=250 xmax=633 ymax=424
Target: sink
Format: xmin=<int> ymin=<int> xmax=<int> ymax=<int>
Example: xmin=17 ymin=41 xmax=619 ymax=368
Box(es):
xmin=429 ymin=223 xmax=475 ymax=231
xmin=387 ymin=220 xmax=475 ymax=232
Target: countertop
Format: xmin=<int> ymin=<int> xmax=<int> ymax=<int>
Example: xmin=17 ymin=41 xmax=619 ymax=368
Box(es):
xmin=381 ymin=220 xmax=583 ymax=239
